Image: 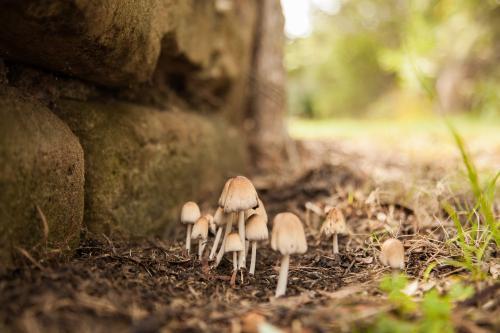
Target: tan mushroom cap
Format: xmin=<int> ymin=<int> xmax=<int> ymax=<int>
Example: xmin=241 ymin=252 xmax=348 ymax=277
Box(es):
xmin=271 ymin=212 xmax=307 ymax=255
xmin=213 ymin=207 xmax=226 ymax=226
xmin=220 ymin=176 xmax=259 ymax=213
xmin=191 ymin=216 xmax=209 ymax=240
xmin=245 ymin=214 xmax=269 ymax=241
xmin=181 ymin=201 xmax=201 ymax=224
xmin=218 ymin=178 xmax=233 ymax=207
xmin=244 ymin=198 xmax=268 ymax=223
xmin=225 ymin=233 xmax=244 ymax=252
xmin=379 ymin=238 xmax=405 ymax=269
xmin=321 ymin=207 xmax=346 ymax=236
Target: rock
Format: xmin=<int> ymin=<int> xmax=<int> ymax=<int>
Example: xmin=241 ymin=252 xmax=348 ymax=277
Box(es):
xmin=0 ymin=87 xmax=84 ymax=266
xmin=54 ymin=99 xmax=246 ymax=237
xmin=0 ymin=0 xmax=165 ymax=87
xmin=0 ymin=0 xmax=257 ymax=97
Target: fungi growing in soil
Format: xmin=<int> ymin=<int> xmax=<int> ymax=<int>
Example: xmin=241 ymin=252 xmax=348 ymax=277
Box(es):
xmin=191 ymin=215 xmax=211 ymax=260
xmin=215 ymin=178 xmax=236 ymax=266
xmin=245 ymin=214 xmax=269 ymax=275
xmin=379 ymin=238 xmax=405 ymax=269
xmin=271 ymin=212 xmax=308 ymax=297
xmin=180 ymin=201 xmax=201 ymax=255
xmin=219 ymin=176 xmax=259 ymax=270
xmin=320 ymin=207 xmax=346 ymax=254
xmin=225 ymin=232 xmax=244 ymax=286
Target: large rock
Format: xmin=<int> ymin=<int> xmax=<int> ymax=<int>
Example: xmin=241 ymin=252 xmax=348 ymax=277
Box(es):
xmin=0 ymin=0 xmax=257 ymax=96
xmin=54 ymin=99 xmax=247 ymax=237
xmin=0 ymin=87 xmax=84 ymax=266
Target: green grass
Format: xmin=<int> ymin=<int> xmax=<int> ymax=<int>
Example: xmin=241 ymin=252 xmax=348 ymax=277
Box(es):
xmin=440 ymin=124 xmax=499 ymax=280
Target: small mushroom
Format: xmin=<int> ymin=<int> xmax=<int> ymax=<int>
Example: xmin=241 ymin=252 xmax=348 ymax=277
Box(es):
xmin=245 ymin=214 xmax=269 ymax=275
xmin=379 ymin=238 xmax=405 ymax=269
xmin=321 ymin=207 xmax=346 ymax=254
xmin=209 ymin=207 xmax=227 ymax=260
xmin=180 ymin=201 xmax=201 ymax=255
xmin=225 ymin=232 xmax=244 ymax=286
xmin=244 ymin=198 xmax=267 ymax=257
xmin=219 ymin=176 xmax=259 ymax=270
xmin=191 ymin=215 xmax=210 ymax=260
xmin=271 ymin=212 xmax=308 ymax=297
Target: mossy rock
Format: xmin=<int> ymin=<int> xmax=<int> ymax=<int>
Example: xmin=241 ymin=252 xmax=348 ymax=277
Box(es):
xmin=54 ymin=100 xmax=247 ymax=238
xmin=0 ymin=87 xmax=84 ymax=266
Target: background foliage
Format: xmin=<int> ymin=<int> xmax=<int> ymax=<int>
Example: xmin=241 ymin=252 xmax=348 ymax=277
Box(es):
xmin=286 ymin=0 xmax=500 ymax=118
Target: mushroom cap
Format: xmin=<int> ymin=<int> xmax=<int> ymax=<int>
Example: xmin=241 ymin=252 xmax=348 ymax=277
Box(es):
xmin=220 ymin=176 xmax=259 ymax=213
xmin=225 ymin=232 xmax=244 ymax=252
xmin=191 ymin=216 xmax=209 ymax=240
xmin=271 ymin=212 xmax=307 ymax=255
xmin=244 ymin=198 xmax=268 ymax=223
xmin=213 ymin=207 xmax=227 ymax=227
xmin=181 ymin=201 xmax=201 ymax=224
xmin=321 ymin=207 xmax=346 ymax=236
xmin=218 ymin=178 xmax=233 ymax=207
xmin=379 ymin=238 xmax=405 ymax=269
xmin=245 ymin=214 xmax=269 ymax=241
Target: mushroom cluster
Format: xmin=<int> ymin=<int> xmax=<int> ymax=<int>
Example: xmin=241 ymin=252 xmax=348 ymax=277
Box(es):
xmin=179 ymin=178 xmax=406 ymax=298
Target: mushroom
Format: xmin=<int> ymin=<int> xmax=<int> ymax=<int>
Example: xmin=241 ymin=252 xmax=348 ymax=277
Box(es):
xmin=219 ymin=176 xmax=259 ymax=270
xmin=180 ymin=201 xmax=201 ymax=255
xmin=225 ymin=232 xmax=244 ymax=286
xmin=379 ymin=238 xmax=405 ymax=269
xmin=209 ymin=207 xmax=226 ymax=260
xmin=245 ymin=214 xmax=269 ymax=275
xmin=320 ymin=207 xmax=346 ymax=254
xmin=271 ymin=212 xmax=308 ymax=297
xmin=244 ymin=198 xmax=267 ymax=256
xmin=191 ymin=215 xmax=210 ymax=260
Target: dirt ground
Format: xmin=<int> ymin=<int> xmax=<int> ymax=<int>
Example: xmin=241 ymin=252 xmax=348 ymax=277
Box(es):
xmin=1 ymin=140 xmax=498 ymax=333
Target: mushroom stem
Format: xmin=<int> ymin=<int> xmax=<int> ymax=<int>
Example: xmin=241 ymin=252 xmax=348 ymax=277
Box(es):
xmin=233 ymin=251 xmax=238 ymax=272
xmin=333 ymin=233 xmax=339 ymax=254
xmin=245 ymin=240 xmax=250 ymax=259
xmin=215 ymin=215 xmax=234 ymax=267
xmin=249 ymin=241 xmax=257 ymax=275
xmin=186 ymin=224 xmax=192 ymax=255
xmin=209 ymin=227 xmax=223 ymax=260
xmin=237 ymin=211 xmax=246 ymax=269
xmin=276 ymin=254 xmax=290 ymax=297
xmin=199 ymin=240 xmax=207 ymax=260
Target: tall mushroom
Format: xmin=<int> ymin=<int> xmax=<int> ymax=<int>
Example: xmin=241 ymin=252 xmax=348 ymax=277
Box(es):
xmin=320 ymin=207 xmax=346 ymax=254
xmin=245 ymin=214 xmax=269 ymax=275
xmin=220 ymin=176 xmax=259 ymax=270
xmin=225 ymin=232 xmax=244 ymax=286
xmin=215 ymin=178 xmax=235 ymax=266
xmin=209 ymin=207 xmax=226 ymax=260
xmin=191 ymin=215 xmax=210 ymax=260
xmin=379 ymin=238 xmax=405 ymax=269
xmin=271 ymin=212 xmax=308 ymax=297
xmin=180 ymin=201 xmax=201 ymax=255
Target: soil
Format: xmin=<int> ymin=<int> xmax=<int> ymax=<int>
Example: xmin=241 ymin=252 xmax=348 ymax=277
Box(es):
xmin=1 ymin=141 xmax=498 ymax=333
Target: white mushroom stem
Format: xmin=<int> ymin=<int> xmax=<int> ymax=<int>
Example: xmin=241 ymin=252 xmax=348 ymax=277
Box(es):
xmin=276 ymin=254 xmax=290 ymax=297
xmin=249 ymin=241 xmax=257 ymax=275
xmin=245 ymin=240 xmax=250 ymax=259
xmin=237 ymin=211 xmax=246 ymax=269
xmin=233 ymin=252 xmax=238 ymax=272
xmin=199 ymin=240 xmax=207 ymax=260
xmin=215 ymin=216 xmax=233 ymax=266
xmin=209 ymin=227 xmax=223 ymax=260
xmin=186 ymin=224 xmax=192 ymax=254
xmin=333 ymin=233 xmax=338 ymax=254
